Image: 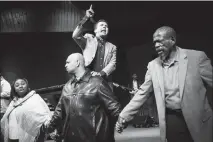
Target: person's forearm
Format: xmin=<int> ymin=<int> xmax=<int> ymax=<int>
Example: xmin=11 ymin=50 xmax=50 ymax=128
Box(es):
xmin=78 ymin=15 xmax=90 ymax=27
xmin=99 ymin=71 xmax=107 ymax=77
xmin=72 ymin=15 xmax=90 ymax=39
xmin=1 ymin=92 xmax=10 ymax=98
xmin=46 ymin=116 xmax=60 ymax=133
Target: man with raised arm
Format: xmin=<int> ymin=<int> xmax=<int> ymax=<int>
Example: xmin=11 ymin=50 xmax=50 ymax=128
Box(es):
xmin=72 ymin=5 xmax=117 ymax=91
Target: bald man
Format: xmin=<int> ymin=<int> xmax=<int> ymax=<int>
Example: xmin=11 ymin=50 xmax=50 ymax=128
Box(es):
xmin=116 ymin=26 xmax=213 ymax=142
xmin=47 ymin=53 xmax=121 ymax=142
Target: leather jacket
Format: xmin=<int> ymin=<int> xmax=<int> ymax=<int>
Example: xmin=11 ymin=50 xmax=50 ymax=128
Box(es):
xmin=48 ymin=70 xmax=121 ymax=142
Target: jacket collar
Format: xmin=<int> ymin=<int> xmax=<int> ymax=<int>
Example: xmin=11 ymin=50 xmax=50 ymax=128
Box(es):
xmin=156 ymin=46 xmax=186 ymax=65
xmin=70 ymin=69 xmax=92 ymax=84
xmin=96 ymin=36 xmax=106 ymax=45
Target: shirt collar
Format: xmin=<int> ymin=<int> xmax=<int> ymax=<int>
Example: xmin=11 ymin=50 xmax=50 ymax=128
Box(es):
xmin=162 ymin=47 xmax=180 ymax=67
xmin=96 ymin=36 xmax=106 ymax=44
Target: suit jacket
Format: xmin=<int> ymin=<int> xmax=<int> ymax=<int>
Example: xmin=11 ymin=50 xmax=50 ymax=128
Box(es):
xmin=120 ymin=47 xmax=213 ymax=142
xmin=73 ymin=16 xmax=117 ymax=77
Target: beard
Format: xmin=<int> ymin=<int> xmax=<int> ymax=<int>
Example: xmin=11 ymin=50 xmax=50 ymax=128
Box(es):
xmin=159 ymin=50 xmax=170 ymax=62
xmin=160 ymin=54 xmax=166 ymax=61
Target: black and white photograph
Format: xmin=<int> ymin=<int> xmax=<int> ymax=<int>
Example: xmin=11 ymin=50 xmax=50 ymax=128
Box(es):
xmin=0 ymin=1 xmax=212 ymax=142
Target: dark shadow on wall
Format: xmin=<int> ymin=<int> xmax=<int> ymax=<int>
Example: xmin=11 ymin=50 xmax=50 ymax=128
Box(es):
xmin=0 ymin=33 xmax=81 ymax=88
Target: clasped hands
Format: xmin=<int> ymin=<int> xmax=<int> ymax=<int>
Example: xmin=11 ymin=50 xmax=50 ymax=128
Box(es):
xmin=44 ymin=109 xmax=128 ymax=134
xmin=115 ymin=116 xmax=128 ymax=133
xmin=129 ymin=89 xmax=139 ymax=95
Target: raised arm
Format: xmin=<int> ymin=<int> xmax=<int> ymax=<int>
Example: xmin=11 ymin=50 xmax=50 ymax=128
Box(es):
xmin=72 ymin=5 xmax=95 ymax=50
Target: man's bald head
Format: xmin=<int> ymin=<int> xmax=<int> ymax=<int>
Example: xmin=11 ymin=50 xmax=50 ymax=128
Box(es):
xmin=67 ymin=53 xmax=85 ymax=66
xmin=154 ymin=26 xmax=176 ymax=41
xmin=65 ymin=53 xmax=85 ymax=74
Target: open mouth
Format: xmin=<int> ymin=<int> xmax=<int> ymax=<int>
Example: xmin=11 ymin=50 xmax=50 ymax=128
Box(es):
xmin=158 ymin=51 xmax=163 ymax=55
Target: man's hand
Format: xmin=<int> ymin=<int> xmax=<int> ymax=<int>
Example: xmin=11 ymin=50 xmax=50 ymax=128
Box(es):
xmin=44 ymin=120 xmax=50 ymax=129
xmin=129 ymin=89 xmax=138 ymax=95
xmin=115 ymin=116 xmax=128 ymax=133
xmin=83 ymin=33 xmax=95 ymax=39
xmin=91 ymin=71 xmax=101 ymax=76
xmin=86 ymin=5 xmax=94 ymax=18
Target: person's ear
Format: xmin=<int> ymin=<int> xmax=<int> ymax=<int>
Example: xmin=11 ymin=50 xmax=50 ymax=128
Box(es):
xmin=171 ymin=36 xmax=176 ymax=42
xmin=76 ymin=60 xmax=80 ymax=67
xmin=94 ymin=28 xmax=97 ymax=34
xmin=170 ymin=36 xmax=176 ymax=45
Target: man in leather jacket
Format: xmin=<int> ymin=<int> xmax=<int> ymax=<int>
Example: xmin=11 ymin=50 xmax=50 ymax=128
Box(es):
xmin=46 ymin=53 xmax=121 ymax=142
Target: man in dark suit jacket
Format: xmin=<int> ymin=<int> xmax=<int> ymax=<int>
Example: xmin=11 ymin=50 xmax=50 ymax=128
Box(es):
xmin=116 ymin=26 xmax=212 ymax=142
xmin=72 ymin=5 xmax=117 ymax=90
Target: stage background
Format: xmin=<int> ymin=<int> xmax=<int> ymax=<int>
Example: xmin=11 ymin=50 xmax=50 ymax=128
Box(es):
xmin=1 ymin=1 xmax=212 ymax=115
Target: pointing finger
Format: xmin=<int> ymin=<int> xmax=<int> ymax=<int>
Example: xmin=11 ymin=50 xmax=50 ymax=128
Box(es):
xmin=89 ymin=4 xmax=93 ymax=10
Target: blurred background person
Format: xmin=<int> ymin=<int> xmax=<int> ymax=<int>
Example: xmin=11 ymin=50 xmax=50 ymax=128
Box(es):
xmin=0 ymin=73 xmax=11 ymax=120
xmin=0 ymin=73 xmax=11 ymax=142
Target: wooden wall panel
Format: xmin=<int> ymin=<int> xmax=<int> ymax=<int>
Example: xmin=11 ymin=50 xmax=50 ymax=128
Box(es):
xmin=0 ymin=2 xmax=84 ymax=32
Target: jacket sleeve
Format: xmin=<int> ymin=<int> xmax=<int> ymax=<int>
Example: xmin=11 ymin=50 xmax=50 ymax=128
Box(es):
xmin=48 ymin=90 xmax=65 ymax=132
xmin=101 ymin=45 xmax=117 ymax=76
xmin=199 ymin=51 xmax=213 ymax=87
xmin=72 ymin=15 xmax=90 ymax=50
xmin=98 ymin=79 xmax=121 ymax=117
xmin=119 ymin=62 xmax=153 ymax=122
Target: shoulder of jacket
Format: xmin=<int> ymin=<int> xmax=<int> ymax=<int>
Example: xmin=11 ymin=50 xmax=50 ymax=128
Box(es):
xmin=90 ymin=75 xmax=103 ymax=82
xmin=61 ymin=80 xmax=72 ymax=95
xmin=182 ymin=48 xmax=205 ymax=60
xmin=89 ymin=76 xmax=104 ymax=87
xmin=106 ymin=41 xmax=117 ymax=48
xmin=179 ymin=47 xmax=201 ymax=54
xmin=150 ymin=57 xmax=159 ymax=65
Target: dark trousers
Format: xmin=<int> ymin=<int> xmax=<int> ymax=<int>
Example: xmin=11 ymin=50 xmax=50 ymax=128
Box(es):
xmin=1 ymin=113 xmax=5 ymax=142
xmin=166 ymin=108 xmax=193 ymax=142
